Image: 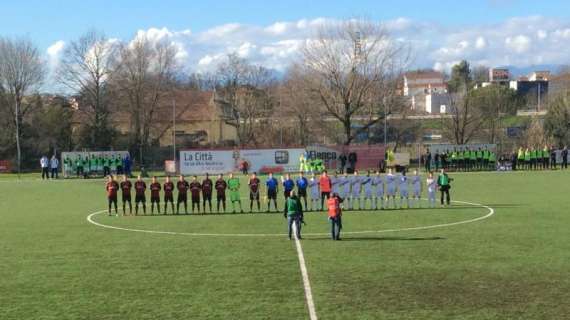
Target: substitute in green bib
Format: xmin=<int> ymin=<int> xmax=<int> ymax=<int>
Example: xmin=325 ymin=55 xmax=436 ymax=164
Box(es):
xmin=524 ymin=148 xmax=531 ymax=170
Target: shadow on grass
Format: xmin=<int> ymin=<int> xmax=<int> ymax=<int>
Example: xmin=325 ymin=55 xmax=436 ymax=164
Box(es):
xmin=306 ymin=236 xmax=446 ymax=241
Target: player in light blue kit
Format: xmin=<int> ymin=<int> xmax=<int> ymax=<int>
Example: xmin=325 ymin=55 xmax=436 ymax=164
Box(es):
xmin=372 ymin=171 xmax=384 ymax=210
xmin=342 ymin=172 xmax=351 ymax=205
xmin=308 ymin=173 xmax=320 ymax=211
xmin=362 ymin=171 xmax=374 ymax=210
xmin=426 ymin=172 xmax=437 ymax=208
xmin=385 ymin=168 xmax=397 ymax=209
xmin=411 ymin=169 xmax=422 ymax=208
xmin=350 ymin=171 xmax=362 ymax=210
xmin=399 ymin=170 xmax=410 ymax=209
xmin=331 ymin=172 xmax=339 ymax=195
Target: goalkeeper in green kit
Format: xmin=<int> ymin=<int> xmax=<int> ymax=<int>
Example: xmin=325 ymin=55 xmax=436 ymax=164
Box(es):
xmin=228 ymin=173 xmax=244 ymax=213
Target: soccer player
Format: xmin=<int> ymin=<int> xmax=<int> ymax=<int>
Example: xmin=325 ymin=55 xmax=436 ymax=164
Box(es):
xmin=103 ymin=156 xmax=111 ymax=177
xmin=296 ymin=172 xmax=309 ymax=210
xmin=228 ymin=173 xmax=243 ymax=213
xmin=319 ymin=170 xmax=332 ymax=211
xmin=265 ymin=172 xmax=279 ymax=212
xmin=176 ymin=175 xmax=190 ymax=214
xmin=106 ymin=175 xmax=119 ymax=216
xmin=398 ymin=170 xmax=410 ymax=209
xmin=202 ymin=173 xmax=213 ymax=213
xmin=89 ymin=155 xmax=97 ymax=178
xmin=134 ymin=175 xmax=147 ymax=215
xmin=110 ymin=155 xmax=117 ymax=175
xmin=120 ymin=175 xmax=132 ymax=215
xmin=341 ymin=172 xmax=351 ymax=203
xmin=411 ymin=170 xmax=422 ymax=208
xmin=426 ymin=172 xmax=437 ymax=208
xmin=150 ymin=176 xmax=161 ymax=214
xmin=331 ymin=173 xmax=340 ymax=195
xmin=385 ymin=168 xmax=397 ymax=209
xmin=349 ymin=171 xmax=362 ymax=210
xmin=248 ymin=172 xmax=261 ymax=212
xmin=76 ymin=156 xmax=84 ymax=178
xmin=372 ymin=171 xmax=384 ymax=210
xmin=163 ymin=176 xmax=175 ymax=214
xmin=437 ymin=169 xmax=453 ymax=206
xmin=282 ymin=173 xmax=295 ymax=200
xmin=362 ymin=171 xmax=373 ymax=210
xmin=308 ymin=173 xmax=320 ymax=211
xmin=215 ymin=174 xmax=227 ymax=213
xmin=189 ymin=176 xmax=202 ymax=213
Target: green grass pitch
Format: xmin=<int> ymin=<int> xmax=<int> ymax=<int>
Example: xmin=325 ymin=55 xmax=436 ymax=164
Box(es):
xmin=1 ymin=171 xmax=569 ymax=319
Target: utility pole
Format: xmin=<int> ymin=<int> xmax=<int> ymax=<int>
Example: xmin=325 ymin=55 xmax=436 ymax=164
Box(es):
xmin=172 ymin=98 xmax=176 ymax=163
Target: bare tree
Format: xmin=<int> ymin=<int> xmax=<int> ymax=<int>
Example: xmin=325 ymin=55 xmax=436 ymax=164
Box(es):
xmin=445 ymin=88 xmax=486 ymax=144
xmin=0 ymin=37 xmax=45 ymax=176
xmin=114 ymin=36 xmax=177 ymax=167
xmin=214 ymin=53 xmax=275 ymax=146
xmin=301 ymin=19 xmax=409 ymax=145
xmin=57 ymin=30 xmax=118 ymax=148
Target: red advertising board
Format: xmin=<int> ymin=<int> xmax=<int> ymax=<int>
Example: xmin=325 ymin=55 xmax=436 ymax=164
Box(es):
xmin=0 ymin=160 xmax=11 ymax=173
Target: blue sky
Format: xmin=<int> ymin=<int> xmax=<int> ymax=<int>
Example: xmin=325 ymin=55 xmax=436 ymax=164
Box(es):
xmin=2 ymin=0 xmax=569 ymax=77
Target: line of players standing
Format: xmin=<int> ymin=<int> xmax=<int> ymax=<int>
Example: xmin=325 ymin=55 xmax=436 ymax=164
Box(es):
xmin=105 ymin=168 xmax=453 ymax=216
xmin=425 ymin=147 xmax=497 ymax=172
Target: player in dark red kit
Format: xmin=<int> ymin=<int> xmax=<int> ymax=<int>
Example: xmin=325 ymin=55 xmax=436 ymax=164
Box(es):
xmin=120 ymin=175 xmax=132 ymax=215
xmin=106 ymin=175 xmax=119 ymax=216
xmin=215 ymin=174 xmax=227 ymax=213
xmin=163 ymin=176 xmax=175 ymax=214
xmin=189 ymin=176 xmax=202 ymax=213
xmin=202 ymin=173 xmax=213 ymax=213
xmin=248 ymin=172 xmax=261 ymax=212
xmin=134 ymin=175 xmax=147 ymax=215
xmin=177 ymin=175 xmax=190 ymax=214
xmin=150 ymin=176 xmax=161 ymax=214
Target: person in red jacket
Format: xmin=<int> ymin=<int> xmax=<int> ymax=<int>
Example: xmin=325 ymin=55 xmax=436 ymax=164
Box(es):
xmin=327 ymin=193 xmax=343 ymax=240
xmin=149 ymin=176 xmax=161 ymax=214
xmin=106 ymin=175 xmax=119 ymax=216
xmin=319 ymin=170 xmax=332 ymax=211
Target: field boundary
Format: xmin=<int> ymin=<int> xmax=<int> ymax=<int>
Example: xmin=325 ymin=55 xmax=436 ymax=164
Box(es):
xmin=86 ymin=200 xmax=495 ymax=237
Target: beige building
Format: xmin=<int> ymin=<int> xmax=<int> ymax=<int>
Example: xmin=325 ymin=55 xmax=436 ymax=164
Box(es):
xmin=71 ymin=89 xmax=238 ymax=147
xmin=402 ymin=71 xmax=447 ymax=111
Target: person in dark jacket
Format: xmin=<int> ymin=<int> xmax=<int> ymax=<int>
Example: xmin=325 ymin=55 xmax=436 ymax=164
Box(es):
xmin=437 ymin=169 xmax=453 ymax=207
xmin=284 ymin=191 xmax=304 ymax=240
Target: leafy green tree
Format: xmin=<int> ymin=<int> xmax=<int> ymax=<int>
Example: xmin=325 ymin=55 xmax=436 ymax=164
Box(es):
xmin=448 ymin=60 xmax=472 ymax=93
xmin=544 ymin=92 xmax=570 ymax=147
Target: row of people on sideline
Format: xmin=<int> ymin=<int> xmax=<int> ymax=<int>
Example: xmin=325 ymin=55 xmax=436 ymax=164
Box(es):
xmin=104 ymin=169 xmax=454 ymax=217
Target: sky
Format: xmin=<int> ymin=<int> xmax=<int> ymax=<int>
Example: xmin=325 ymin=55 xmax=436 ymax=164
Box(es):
xmin=1 ymin=0 xmax=570 ymax=81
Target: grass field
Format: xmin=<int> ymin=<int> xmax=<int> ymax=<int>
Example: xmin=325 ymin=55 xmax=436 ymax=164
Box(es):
xmin=1 ymin=170 xmax=569 ymax=320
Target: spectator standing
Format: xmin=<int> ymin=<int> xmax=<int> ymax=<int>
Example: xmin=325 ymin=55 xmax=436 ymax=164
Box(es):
xmin=40 ymin=155 xmax=49 ymax=179
xmin=562 ymin=146 xmax=568 ymax=169
xmin=50 ymin=155 xmax=59 ymax=179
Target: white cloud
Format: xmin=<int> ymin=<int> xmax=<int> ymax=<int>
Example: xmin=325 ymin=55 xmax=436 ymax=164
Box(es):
xmin=44 ymin=16 xmax=570 ymax=77
xmin=505 ymin=35 xmax=531 ymax=53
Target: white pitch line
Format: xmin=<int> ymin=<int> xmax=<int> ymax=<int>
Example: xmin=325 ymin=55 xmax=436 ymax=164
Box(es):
xmin=293 ymin=221 xmax=318 ymax=320
xmin=86 ymin=199 xmax=494 ymax=238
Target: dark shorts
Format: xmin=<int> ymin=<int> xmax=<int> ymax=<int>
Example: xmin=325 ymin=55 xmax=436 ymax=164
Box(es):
xmin=177 ymin=194 xmax=187 ymax=203
xmin=165 ymin=194 xmax=174 ymax=202
xmin=284 ymin=190 xmax=292 ymax=198
xmin=298 ymin=188 xmax=307 ymax=197
xmin=250 ymin=191 xmax=260 ymax=200
xmin=135 ymin=195 xmax=146 ymax=203
xmin=122 ymin=194 xmax=131 ymax=202
xmin=108 ymin=195 xmax=117 ymax=203
xmin=191 ymin=196 xmax=200 ymax=204
xmin=217 ymin=193 xmax=226 ymax=202
xmin=151 ymin=196 xmax=160 ymax=203
xmin=203 ymin=193 xmax=212 ymax=201
xmin=321 ymin=192 xmax=331 ymax=199
xmin=267 ymin=189 xmax=277 ymax=200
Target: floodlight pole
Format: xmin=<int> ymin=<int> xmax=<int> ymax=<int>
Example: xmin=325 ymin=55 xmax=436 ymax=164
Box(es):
xmin=172 ymin=99 xmax=176 ymax=163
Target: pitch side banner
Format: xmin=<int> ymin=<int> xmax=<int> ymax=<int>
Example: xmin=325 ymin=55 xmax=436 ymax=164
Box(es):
xmin=306 ymin=144 xmax=386 ymax=170
xmin=180 ymin=148 xmax=305 ymax=175
xmin=240 ymin=148 xmax=305 ymax=173
xmin=180 ymin=150 xmax=235 ymax=175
